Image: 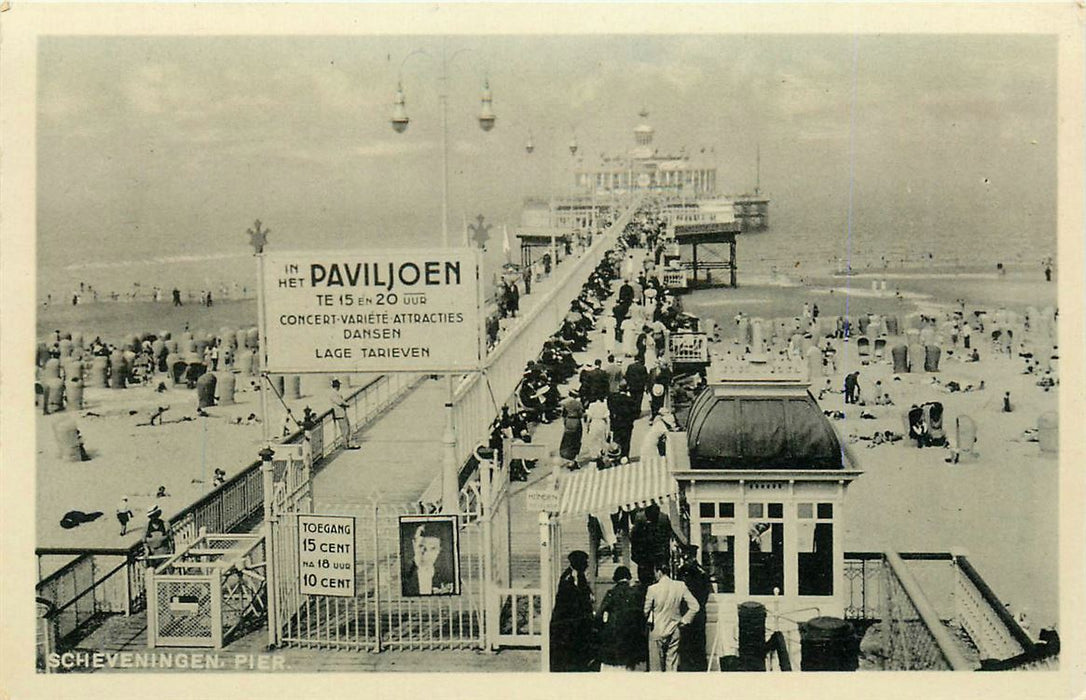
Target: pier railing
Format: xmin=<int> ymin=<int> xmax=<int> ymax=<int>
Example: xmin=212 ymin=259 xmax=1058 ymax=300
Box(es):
xmin=450 ymin=201 xmax=639 ymax=471
xmin=34 ymin=370 xmax=420 ymax=664
xmin=842 ymin=551 xmax=1056 ymax=671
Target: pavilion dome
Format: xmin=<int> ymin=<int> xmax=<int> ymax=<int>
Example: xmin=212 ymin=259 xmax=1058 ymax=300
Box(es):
xmin=684 ymin=384 xmax=845 ymax=470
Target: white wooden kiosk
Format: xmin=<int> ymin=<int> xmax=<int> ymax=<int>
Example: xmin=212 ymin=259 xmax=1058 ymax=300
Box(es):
xmin=667 ymin=370 xmax=862 ymax=666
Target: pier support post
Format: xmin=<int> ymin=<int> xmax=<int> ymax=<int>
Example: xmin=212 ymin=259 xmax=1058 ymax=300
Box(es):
xmin=442 ymin=374 xmax=459 ymax=514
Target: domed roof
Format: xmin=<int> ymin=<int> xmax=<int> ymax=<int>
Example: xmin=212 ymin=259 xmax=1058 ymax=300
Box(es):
xmin=685 ymin=383 xmax=844 ymax=470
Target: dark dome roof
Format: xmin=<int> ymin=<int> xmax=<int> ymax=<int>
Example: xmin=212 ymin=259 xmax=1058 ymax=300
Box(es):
xmin=685 ymin=384 xmax=844 ymax=470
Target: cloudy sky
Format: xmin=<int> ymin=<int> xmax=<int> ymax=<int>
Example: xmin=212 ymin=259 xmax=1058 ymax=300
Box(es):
xmin=37 ymin=33 xmax=1056 ymax=290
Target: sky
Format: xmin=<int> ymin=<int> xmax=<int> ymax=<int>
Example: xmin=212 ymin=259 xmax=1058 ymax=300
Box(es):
xmin=36 ymin=34 xmax=1057 ymax=295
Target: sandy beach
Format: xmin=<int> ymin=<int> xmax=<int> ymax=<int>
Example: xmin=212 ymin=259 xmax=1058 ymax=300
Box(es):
xmin=686 ymin=272 xmax=1059 ymax=629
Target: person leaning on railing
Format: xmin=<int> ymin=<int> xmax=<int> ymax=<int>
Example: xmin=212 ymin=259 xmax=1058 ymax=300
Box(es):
xmin=142 ymin=504 xmax=174 ymax=567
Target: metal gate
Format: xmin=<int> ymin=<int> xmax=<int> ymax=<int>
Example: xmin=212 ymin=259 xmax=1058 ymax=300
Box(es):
xmin=266 ymin=438 xmax=557 ymax=653
xmin=272 ymin=498 xmax=485 ymax=651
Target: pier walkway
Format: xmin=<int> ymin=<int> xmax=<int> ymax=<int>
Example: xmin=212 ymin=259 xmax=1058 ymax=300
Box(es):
xmin=56 ymin=202 xmax=645 ymax=669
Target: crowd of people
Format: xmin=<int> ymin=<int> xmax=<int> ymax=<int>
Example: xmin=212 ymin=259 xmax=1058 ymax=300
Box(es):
xmin=550 ymin=536 xmax=711 ymax=673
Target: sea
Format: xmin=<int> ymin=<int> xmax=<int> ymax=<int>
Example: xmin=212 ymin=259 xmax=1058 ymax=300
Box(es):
xmin=35 ymin=176 xmax=1058 ymax=339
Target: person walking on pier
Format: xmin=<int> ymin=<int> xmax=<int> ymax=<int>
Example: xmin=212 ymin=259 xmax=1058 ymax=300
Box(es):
xmin=625 ymin=357 xmax=649 ymax=416
xmin=559 ymin=389 xmax=584 ymax=462
xmin=608 ymin=383 xmax=639 ymax=458
xmin=550 ymin=550 xmax=597 ymax=672
xmin=329 ymin=379 xmax=360 ymax=450
xmin=598 ymin=566 xmax=646 ymax=671
xmin=644 ymin=561 xmax=700 ymax=672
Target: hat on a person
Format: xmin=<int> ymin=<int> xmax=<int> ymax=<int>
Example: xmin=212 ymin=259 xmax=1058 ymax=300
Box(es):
xmin=147 ymin=504 xmax=162 ymax=518
xmin=605 ymin=442 xmax=622 ymax=458
xmin=613 ymin=566 xmax=632 ymax=582
xmin=568 ymin=550 xmax=589 ymax=570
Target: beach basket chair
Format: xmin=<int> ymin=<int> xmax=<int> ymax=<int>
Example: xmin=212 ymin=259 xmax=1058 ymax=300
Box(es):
xmin=891 ymin=344 xmax=908 ymax=374
xmin=873 ymin=338 xmax=887 ymax=361
xmin=908 ymin=344 xmax=925 ymax=373
xmin=857 ymin=336 xmax=871 ymax=365
xmin=924 ymin=345 xmax=941 ymax=372
xmin=954 ymin=415 xmax=978 ymax=462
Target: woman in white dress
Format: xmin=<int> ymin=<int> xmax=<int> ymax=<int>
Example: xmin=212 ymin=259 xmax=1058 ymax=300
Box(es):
xmin=621 ymin=317 xmax=640 ymax=357
xmin=599 ymin=314 xmax=616 ymax=356
xmin=580 ymin=399 xmax=611 ymax=462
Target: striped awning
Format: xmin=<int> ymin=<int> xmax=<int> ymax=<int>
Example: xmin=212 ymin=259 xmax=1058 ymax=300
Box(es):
xmin=557 ymin=453 xmax=678 ymax=518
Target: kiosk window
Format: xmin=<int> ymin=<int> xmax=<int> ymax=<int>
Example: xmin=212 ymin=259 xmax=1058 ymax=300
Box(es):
xmin=797 ymin=502 xmax=834 ymax=596
xmin=749 ymin=521 xmax=784 ymax=595
xmin=700 ymin=522 xmax=735 ymax=594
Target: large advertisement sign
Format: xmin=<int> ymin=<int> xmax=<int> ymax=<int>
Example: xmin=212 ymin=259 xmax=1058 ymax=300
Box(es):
xmin=262 ymin=249 xmax=482 ymax=373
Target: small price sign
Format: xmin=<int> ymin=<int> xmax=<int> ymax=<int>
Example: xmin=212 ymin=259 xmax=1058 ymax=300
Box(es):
xmin=297 ymin=514 xmax=356 ymax=597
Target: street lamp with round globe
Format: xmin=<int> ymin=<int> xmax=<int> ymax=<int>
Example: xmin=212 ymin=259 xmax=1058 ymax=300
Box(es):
xmin=390 ymin=84 xmax=410 ymax=133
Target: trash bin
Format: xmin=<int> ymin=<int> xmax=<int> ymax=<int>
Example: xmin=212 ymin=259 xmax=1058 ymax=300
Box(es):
xmin=738 ymin=602 xmax=767 ymax=671
xmin=800 ymin=617 xmax=857 ymax=671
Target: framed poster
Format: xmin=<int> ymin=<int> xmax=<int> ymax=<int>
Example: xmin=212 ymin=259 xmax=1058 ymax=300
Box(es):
xmin=398 ymin=515 xmax=460 ymax=597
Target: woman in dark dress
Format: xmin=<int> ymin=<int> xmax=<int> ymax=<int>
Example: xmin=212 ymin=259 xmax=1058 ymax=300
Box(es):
xmin=559 ymin=389 xmax=584 ymax=461
xmin=549 ymin=550 xmax=597 ymax=672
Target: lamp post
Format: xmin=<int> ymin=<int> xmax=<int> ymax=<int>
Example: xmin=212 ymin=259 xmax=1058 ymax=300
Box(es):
xmin=390 ymin=39 xmax=495 ymax=514
xmin=390 ymin=40 xmax=495 ymax=248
